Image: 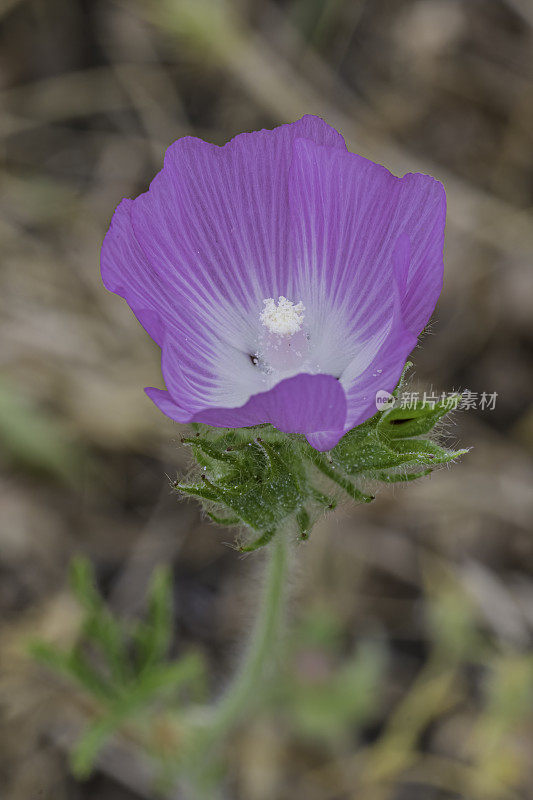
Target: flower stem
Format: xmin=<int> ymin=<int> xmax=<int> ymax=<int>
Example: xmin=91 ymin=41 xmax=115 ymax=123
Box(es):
xmin=211 ymin=532 xmax=288 ymax=734
xmin=187 ymin=532 xmax=288 ymax=774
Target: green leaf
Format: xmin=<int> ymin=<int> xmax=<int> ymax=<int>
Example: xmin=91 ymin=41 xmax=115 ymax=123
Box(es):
xmin=205 ymin=511 xmax=242 ymax=526
xmin=239 ymin=528 xmax=277 ymax=553
xmin=65 ymin=647 xmax=115 ymax=700
xmin=305 ymin=448 xmax=374 ymax=501
xmin=373 ymin=468 xmax=432 ymax=483
xmin=296 ymin=507 xmax=311 ymax=540
xmin=70 ymin=558 xmax=130 ymax=685
xmin=377 ymin=395 xmax=460 ymax=439
xmin=69 ymin=558 xmax=100 ymax=610
xmin=388 ymin=438 xmax=469 ymax=467
xmin=32 ymin=558 xmax=208 ymax=780
xmin=71 ymin=715 xmax=119 ymax=778
xmin=134 ymin=566 xmax=174 ymax=673
xmin=30 ymin=640 xmax=75 ymax=675
xmin=330 ymin=432 xmax=404 ymax=473
xmin=179 ymin=433 xmax=307 ymax=535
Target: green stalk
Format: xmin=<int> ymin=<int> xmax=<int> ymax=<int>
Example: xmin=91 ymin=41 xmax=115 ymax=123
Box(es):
xmin=186 ymin=533 xmax=288 ymax=777
xmin=211 ymin=532 xmax=287 ymax=731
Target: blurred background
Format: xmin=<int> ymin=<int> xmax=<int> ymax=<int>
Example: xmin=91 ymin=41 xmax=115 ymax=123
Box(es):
xmin=1 ymin=1 xmax=533 ymax=798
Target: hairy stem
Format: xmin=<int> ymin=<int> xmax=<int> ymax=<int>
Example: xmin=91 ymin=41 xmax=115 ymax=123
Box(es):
xmin=187 ymin=532 xmax=289 ymax=776
xmin=213 ymin=532 xmax=287 ymax=728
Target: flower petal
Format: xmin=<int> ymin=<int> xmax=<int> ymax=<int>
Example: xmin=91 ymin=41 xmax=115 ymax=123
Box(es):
xmin=102 ymin=202 xmax=239 ymax=415
xmin=126 ymin=116 xmax=346 ymax=414
xmin=287 ymin=139 xmax=401 ymax=382
xmin=287 ymin=138 xmax=442 ymax=435
xmin=287 ymin=139 xmax=446 ymax=355
xmin=392 ymin=174 xmax=446 ymax=334
xmin=101 ymin=199 xmax=172 ymax=346
xmin=190 ymin=373 xmax=347 ymax=437
xmin=144 ymin=387 xmax=191 ymax=423
xmin=103 ymin=119 xmax=445 ymax=450
xmin=392 ymin=232 xmax=410 ymax=299
xmin=342 ymin=326 xmax=418 ymax=431
xmin=305 ymin=429 xmax=346 ymax=451
xmin=130 ymin=115 xmax=346 ymax=335
xmin=161 ymin=338 xmax=264 ymax=412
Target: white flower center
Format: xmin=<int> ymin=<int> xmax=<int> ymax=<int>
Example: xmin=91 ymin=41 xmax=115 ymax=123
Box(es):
xmin=260 ymin=296 xmax=305 ymax=336
xmin=255 ymin=296 xmax=310 ymax=378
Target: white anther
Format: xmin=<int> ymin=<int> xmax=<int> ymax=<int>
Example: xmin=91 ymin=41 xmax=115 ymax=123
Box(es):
xmin=260 ymin=296 xmax=305 ymax=336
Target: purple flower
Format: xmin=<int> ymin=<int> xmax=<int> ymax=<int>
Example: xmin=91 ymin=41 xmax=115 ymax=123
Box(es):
xmin=101 ymin=116 xmax=445 ymax=451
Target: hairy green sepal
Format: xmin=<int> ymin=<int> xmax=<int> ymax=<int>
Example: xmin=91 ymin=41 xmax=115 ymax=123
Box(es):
xmin=176 ymin=367 xmax=468 ymax=550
